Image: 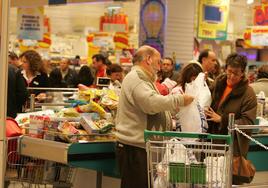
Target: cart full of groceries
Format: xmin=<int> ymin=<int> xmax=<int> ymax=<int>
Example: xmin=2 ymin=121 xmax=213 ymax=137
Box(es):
xmin=5 ymin=86 xmax=119 ymax=187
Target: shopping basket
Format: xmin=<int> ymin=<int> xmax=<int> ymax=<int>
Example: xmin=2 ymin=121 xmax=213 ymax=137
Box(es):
xmin=5 ymin=136 xmax=75 ymax=188
xmin=144 ymin=130 xmax=232 ymax=188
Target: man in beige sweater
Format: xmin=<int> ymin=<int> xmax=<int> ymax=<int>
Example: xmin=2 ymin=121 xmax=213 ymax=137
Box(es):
xmin=115 ymin=45 xmax=194 ymax=188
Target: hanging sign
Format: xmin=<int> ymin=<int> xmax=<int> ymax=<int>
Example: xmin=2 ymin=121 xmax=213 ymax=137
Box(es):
xmin=197 ymin=0 xmax=230 ymax=40
xmin=17 ymin=7 xmax=44 ymax=40
xmin=254 ymin=3 xmax=268 ymax=25
xmin=251 ymin=26 xmax=268 ymax=46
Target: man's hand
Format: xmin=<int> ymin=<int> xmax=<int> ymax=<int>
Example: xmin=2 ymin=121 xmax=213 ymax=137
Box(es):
xmin=183 ymin=95 xmax=194 ymax=106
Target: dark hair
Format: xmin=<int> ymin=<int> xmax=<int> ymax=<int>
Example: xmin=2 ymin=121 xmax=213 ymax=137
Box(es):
xmin=8 ymin=51 xmax=18 ymax=60
xmin=106 ymin=64 xmax=123 ymax=76
xmin=77 ymin=65 xmax=94 ymax=86
xmin=20 ymin=50 xmax=42 ymax=74
xmin=198 ymin=49 xmax=211 ymax=64
xmin=92 ymin=54 xmax=106 ymax=64
xmin=257 ymin=64 xmax=268 ymax=79
xmin=163 ymin=57 xmax=174 ymax=65
xmin=178 ymin=63 xmax=203 ymax=91
xmin=49 ymin=69 xmax=67 ymax=88
xmin=225 ymin=53 xmax=247 ymax=72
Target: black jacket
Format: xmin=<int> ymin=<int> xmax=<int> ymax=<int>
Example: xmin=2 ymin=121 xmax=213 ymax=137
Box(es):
xmin=50 ymin=68 xmax=78 ymax=88
xmin=23 ymin=72 xmax=49 ymax=95
xmin=7 ymin=65 xmax=28 ymax=118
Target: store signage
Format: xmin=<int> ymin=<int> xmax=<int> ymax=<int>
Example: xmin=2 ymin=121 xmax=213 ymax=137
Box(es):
xmin=139 ymin=0 xmax=166 ymax=56
xmin=251 ymin=26 xmax=268 ymax=46
xmin=254 ymin=3 xmax=268 ymax=25
xmin=17 ymin=7 xmax=44 ymax=40
xmin=197 ymin=0 xmax=230 ymax=40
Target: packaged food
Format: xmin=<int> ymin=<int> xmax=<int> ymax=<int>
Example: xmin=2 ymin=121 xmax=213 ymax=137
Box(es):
xmin=80 ymin=113 xmax=100 ymax=133
xmin=58 ymin=121 xmax=79 ymax=142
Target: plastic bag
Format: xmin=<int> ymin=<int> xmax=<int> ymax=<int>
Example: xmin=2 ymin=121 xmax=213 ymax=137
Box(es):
xmin=185 ymin=72 xmax=211 ymax=108
xmin=174 ymin=73 xmax=210 ymax=133
xmin=175 ymin=100 xmax=208 ymax=133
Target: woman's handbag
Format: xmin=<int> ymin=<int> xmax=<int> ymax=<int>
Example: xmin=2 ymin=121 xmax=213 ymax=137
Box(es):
xmin=232 ymin=131 xmax=256 ymax=185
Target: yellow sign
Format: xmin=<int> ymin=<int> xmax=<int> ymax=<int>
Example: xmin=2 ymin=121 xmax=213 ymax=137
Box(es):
xmin=198 ymin=0 xmax=229 ymax=40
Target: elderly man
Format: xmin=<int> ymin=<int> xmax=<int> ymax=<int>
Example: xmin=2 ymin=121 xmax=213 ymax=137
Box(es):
xmin=115 ymin=45 xmax=194 ymax=188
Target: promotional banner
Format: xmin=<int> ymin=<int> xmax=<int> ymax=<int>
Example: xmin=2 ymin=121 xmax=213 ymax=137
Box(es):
xmin=254 ymin=3 xmax=268 ymax=25
xmin=197 ymin=0 xmax=230 ymax=40
xmin=17 ymin=7 xmax=44 ymax=40
xmin=139 ymin=0 xmax=166 ymax=56
xmin=251 ymin=26 xmax=268 ymax=46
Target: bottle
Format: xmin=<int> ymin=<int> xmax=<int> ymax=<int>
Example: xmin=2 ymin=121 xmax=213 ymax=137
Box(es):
xmin=257 ymin=91 xmax=265 ymax=118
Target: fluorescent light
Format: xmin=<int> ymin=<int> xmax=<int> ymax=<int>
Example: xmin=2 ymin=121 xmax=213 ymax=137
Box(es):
xmin=247 ymin=0 xmax=254 ymax=4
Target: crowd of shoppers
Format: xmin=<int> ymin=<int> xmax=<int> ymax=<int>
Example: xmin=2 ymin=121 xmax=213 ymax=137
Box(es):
xmin=5 ymin=46 xmax=264 ymax=188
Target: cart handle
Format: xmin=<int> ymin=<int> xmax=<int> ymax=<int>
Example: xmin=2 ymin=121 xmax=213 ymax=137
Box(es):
xmin=144 ymin=130 xmax=232 ymax=144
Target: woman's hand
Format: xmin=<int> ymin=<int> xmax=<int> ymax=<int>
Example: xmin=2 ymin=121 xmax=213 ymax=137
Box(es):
xmin=204 ymin=107 xmax=222 ymax=123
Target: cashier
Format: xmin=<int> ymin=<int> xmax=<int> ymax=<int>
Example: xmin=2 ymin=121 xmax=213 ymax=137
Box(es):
xmin=115 ymin=45 xmax=194 ymax=188
xmin=19 ymin=50 xmax=49 ymax=100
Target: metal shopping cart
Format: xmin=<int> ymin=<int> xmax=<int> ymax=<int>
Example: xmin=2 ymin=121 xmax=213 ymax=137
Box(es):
xmin=144 ymin=130 xmax=232 ymax=188
xmin=5 ymin=136 xmax=75 ymax=188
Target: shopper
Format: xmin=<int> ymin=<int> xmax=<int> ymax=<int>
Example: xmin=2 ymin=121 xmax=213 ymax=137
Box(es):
xmin=115 ymin=45 xmax=194 ymax=188
xmin=205 ymin=53 xmax=256 ymax=166
xmin=7 ymin=64 xmax=28 ymax=118
xmin=106 ymin=64 xmax=123 ymax=90
xmin=91 ymin=53 xmax=107 ymax=83
xmin=251 ymin=64 xmax=268 ymax=97
xmin=77 ymin=65 xmax=94 ymax=87
xmin=49 ymin=68 xmax=67 ymax=88
xmin=50 ymin=58 xmax=78 ymax=88
xmin=159 ymin=57 xmax=179 ymax=82
xmin=198 ymin=49 xmax=217 ymax=79
xmin=171 ymin=61 xmax=203 ymax=95
xmin=8 ymin=51 xmax=22 ymax=69
xmin=20 ymin=50 xmax=49 ymax=99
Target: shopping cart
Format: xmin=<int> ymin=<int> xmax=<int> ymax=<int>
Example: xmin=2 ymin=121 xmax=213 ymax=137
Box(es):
xmin=5 ymin=136 xmax=75 ymax=188
xmin=144 ymin=130 xmax=232 ymax=188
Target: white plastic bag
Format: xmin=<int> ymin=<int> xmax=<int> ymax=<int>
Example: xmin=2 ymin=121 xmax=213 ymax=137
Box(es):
xmin=185 ymin=72 xmax=211 ymax=108
xmin=174 ymin=72 xmax=210 ymax=133
xmin=175 ymin=99 xmax=208 ymax=133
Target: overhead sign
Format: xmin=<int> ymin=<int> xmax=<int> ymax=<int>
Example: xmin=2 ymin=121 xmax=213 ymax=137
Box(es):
xmin=254 ymin=3 xmax=268 ymax=25
xmin=17 ymin=7 xmax=44 ymax=40
xmin=197 ymin=0 xmax=230 ymax=40
xmin=251 ymin=26 xmax=268 ymax=46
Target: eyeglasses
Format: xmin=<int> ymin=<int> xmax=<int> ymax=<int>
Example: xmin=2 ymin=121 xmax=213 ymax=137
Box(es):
xmin=226 ymin=69 xmax=243 ymax=77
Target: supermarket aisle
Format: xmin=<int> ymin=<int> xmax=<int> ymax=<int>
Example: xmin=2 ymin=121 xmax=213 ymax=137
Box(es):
xmin=73 ymin=168 xmax=120 ymax=188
